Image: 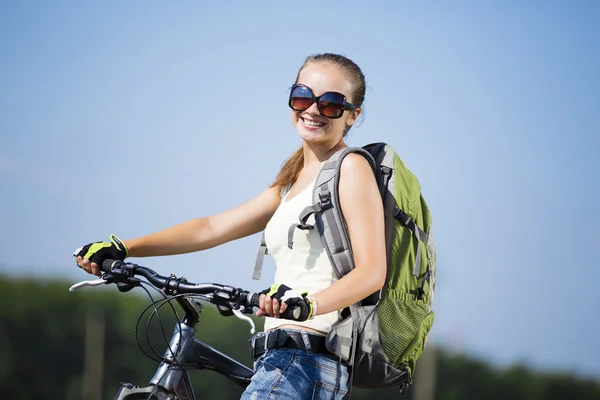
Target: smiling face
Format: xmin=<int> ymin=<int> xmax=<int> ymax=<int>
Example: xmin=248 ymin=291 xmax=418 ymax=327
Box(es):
xmin=291 ymin=62 xmax=361 ymax=146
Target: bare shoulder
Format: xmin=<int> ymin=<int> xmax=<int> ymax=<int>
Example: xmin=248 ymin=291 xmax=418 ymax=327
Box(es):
xmin=339 ymin=152 xmax=376 ymax=185
xmin=338 ymin=151 xmax=381 ymax=214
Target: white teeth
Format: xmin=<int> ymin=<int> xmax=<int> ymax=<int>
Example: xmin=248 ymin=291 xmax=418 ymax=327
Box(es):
xmin=303 ymin=118 xmax=325 ymax=127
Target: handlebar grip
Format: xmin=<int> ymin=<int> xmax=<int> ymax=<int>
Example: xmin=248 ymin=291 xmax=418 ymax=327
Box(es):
xmin=101 ymin=259 xmax=118 ymax=272
xmin=247 ymin=292 xmax=261 ymax=308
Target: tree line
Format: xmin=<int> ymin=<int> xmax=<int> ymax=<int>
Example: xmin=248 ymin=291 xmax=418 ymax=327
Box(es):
xmin=0 ymin=273 xmax=598 ymax=399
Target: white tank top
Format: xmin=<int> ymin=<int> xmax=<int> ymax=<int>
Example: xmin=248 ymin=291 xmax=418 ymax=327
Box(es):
xmin=262 ymin=180 xmax=342 ymax=333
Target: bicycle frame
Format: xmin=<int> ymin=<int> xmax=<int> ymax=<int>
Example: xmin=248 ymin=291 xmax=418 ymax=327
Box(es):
xmin=112 ymin=296 xmax=254 ymax=399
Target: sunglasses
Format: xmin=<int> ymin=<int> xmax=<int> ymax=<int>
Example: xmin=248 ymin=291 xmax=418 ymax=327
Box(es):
xmin=288 ymin=84 xmax=357 ymax=119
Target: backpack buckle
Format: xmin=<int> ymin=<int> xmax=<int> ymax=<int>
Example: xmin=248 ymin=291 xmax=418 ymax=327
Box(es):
xmin=297 ymin=223 xmax=314 ymax=231
xmin=318 ymin=192 xmax=332 ymax=209
xmin=416 ymin=268 xmax=431 ymax=300
xmin=397 ymin=363 xmax=412 ymax=394
xmin=393 ymin=207 xmax=412 ymax=226
xmin=381 ymin=166 xmax=392 ymax=175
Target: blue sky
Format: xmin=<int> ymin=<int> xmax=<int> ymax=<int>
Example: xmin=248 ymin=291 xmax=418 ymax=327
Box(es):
xmin=1 ymin=1 xmax=599 ymax=379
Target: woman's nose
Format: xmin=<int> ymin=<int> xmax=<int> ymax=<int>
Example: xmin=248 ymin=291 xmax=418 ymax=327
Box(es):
xmin=305 ymin=101 xmax=321 ymax=115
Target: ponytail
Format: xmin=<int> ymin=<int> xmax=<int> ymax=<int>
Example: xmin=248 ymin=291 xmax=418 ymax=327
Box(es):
xmin=271 ymin=147 xmax=304 ymax=193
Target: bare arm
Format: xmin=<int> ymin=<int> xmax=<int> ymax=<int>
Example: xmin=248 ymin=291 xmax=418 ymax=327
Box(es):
xmin=79 ymin=186 xmax=282 ymax=275
xmin=125 ymin=186 xmax=282 ymax=257
xmin=310 ymin=153 xmax=387 ymax=315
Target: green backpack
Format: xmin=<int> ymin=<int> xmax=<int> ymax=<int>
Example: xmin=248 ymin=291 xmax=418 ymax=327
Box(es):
xmin=253 ymin=142 xmax=436 ymax=393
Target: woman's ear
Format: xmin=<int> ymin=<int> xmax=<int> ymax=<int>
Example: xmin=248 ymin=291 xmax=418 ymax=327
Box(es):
xmin=346 ymin=108 xmax=362 ymax=127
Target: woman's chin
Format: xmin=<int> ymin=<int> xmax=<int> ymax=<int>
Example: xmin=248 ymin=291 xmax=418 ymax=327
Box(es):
xmin=296 ymin=124 xmax=328 ymax=142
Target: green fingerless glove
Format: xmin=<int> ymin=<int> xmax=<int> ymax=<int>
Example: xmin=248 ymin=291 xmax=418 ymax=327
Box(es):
xmin=74 ymin=234 xmax=128 ymax=268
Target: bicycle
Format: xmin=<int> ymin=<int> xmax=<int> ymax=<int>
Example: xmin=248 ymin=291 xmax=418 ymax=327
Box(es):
xmin=69 ymin=259 xmax=304 ymax=400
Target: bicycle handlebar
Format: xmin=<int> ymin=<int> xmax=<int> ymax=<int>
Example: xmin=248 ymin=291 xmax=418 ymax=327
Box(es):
xmin=100 ymin=259 xmax=261 ymax=310
xmin=71 ymin=259 xmax=306 ymax=329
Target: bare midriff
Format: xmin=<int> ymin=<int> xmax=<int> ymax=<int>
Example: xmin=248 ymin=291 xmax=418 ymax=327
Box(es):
xmin=269 ymin=323 xmax=327 ymax=336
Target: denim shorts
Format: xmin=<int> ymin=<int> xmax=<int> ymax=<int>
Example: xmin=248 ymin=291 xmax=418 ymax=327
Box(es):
xmin=240 ymin=332 xmax=348 ymax=400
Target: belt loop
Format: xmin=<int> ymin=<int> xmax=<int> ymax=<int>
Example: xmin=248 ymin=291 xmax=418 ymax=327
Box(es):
xmin=301 ymin=331 xmax=313 ymax=356
xmin=250 ymin=334 xmax=256 ymax=360
xmin=264 ymin=330 xmax=270 ymax=352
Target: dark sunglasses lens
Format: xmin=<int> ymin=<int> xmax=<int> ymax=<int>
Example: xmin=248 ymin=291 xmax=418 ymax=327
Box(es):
xmin=290 ymin=86 xmax=314 ymax=111
xmin=318 ymin=92 xmax=345 ymax=118
xmin=290 ymin=97 xmax=314 ymax=111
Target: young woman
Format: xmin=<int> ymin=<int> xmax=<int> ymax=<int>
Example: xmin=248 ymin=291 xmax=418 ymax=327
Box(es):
xmin=74 ymin=53 xmax=386 ymax=399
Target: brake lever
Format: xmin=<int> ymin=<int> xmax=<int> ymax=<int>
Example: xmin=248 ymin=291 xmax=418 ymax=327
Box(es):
xmin=69 ymin=277 xmax=107 ymax=292
xmin=69 ymin=272 xmax=141 ymax=293
xmin=232 ymin=306 xmax=256 ymax=334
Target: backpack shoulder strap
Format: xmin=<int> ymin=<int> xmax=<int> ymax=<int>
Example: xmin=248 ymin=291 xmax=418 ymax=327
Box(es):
xmin=252 ymin=231 xmax=268 ymax=280
xmin=290 ymin=146 xmax=376 ymax=279
xmin=252 ymin=146 xmax=376 ymax=281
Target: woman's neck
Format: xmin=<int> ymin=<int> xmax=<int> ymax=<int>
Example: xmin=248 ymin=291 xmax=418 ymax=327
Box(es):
xmin=302 ymin=140 xmax=347 ymax=167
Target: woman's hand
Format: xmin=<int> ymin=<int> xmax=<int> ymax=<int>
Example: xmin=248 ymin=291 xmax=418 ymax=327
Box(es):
xmin=256 ymin=292 xmax=286 ymax=318
xmin=73 ymin=235 xmax=128 ymax=276
xmin=255 ymin=284 xmax=313 ymax=321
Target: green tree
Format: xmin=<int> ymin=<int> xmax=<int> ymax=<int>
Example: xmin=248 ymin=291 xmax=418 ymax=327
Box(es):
xmin=1 ymin=273 xmax=599 ymax=400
